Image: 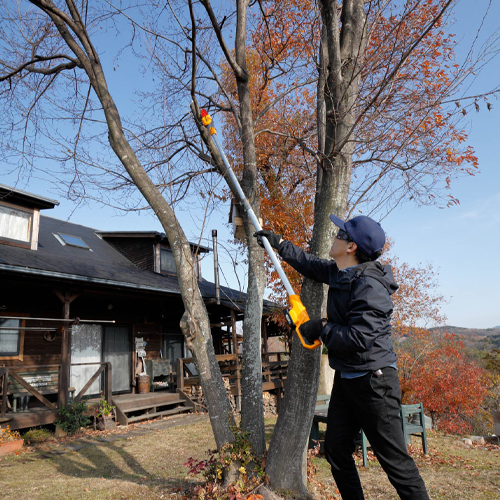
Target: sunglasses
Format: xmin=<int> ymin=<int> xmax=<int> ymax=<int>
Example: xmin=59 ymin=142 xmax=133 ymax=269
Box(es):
xmin=336 ymin=229 xmax=353 ymax=242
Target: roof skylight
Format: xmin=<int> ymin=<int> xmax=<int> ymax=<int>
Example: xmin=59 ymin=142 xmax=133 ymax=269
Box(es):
xmin=55 ymin=232 xmax=90 ymax=249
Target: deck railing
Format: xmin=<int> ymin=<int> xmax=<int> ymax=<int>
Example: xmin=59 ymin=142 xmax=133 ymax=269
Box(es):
xmin=0 ymin=362 xmax=111 ymax=421
xmin=175 ymin=352 xmax=289 ymax=394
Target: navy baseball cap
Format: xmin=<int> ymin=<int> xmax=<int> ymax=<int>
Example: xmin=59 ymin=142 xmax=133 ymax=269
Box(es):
xmin=329 ymin=214 xmax=386 ymax=258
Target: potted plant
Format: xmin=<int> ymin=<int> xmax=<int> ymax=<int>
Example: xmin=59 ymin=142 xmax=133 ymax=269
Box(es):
xmin=92 ymin=392 xmax=116 ymax=431
xmin=0 ymin=426 xmax=23 ymax=456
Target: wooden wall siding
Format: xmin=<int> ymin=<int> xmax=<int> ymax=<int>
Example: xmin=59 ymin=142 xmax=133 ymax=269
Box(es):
xmin=0 ymin=319 xmax=62 ymax=368
xmin=21 ymin=326 xmax=62 ymax=366
xmin=104 ymin=238 xmax=155 ymax=271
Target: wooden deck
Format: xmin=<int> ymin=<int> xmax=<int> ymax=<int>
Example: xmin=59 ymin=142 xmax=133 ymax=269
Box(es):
xmin=1 ymin=407 xmax=58 ymax=430
xmin=1 ymin=353 xmax=289 ymax=430
xmin=1 ymin=362 xmax=112 ymax=431
xmin=0 ymin=391 xmax=197 ymax=431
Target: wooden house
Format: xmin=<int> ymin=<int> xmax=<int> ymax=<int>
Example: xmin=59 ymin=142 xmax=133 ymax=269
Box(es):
xmin=0 ymin=184 xmax=286 ymax=430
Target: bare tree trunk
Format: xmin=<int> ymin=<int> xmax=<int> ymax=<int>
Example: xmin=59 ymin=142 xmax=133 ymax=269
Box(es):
xmin=266 ymin=0 xmax=367 ymax=493
xmin=235 ymin=0 xmax=266 ymax=457
xmin=266 ymin=340 xmax=321 ymax=497
xmin=196 ymin=0 xmax=267 ymax=455
xmin=31 ymin=0 xmax=235 ymax=449
xmin=193 ymin=98 xmax=266 ymax=454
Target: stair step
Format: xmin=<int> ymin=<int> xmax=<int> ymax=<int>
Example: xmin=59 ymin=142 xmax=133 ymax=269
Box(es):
xmin=116 ymin=396 xmax=183 ymax=411
xmin=120 ymin=400 xmax=185 ymax=414
xmin=126 ymin=406 xmax=191 ymax=423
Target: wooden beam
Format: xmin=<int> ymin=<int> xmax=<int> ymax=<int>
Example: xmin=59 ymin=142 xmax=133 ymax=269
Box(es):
xmin=104 ymin=362 xmax=112 ymax=403
xmin=59 ymin=326 xmax=70 ymax=408
xmin=262 ymin=318 xmax=269 ymax=356
xmin=176 ymin=358 xmax=184 ymax=392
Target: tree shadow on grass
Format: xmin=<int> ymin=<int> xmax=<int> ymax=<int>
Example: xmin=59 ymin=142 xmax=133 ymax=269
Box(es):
xmin=46 ymin=441 xmax=157 ymax=486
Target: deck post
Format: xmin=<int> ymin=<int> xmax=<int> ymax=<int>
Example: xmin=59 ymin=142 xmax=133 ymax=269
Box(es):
xmin=176 ymin=358 xmax=184 ymax=392
xmin=59 ymin=325 xmax=70 ymax=409
xmin=1 ymin=368 xmax=8 ymax=418
xmin=261 ymin=318 xmax=269 ymax=356
xmin=60 ymin=293 xmax=71 ymax=409
xmin=261 ymin=319 xmax=272 ymax=383
xmin=230 ymin=310 xmax=241 ymax=411
xmin=55 ymin=291 xmax=79 ymax=410
xmin=56 ymin=309 xmax=70 ymax=438
xmin=104 ymin=362 xmax=112 ymax=403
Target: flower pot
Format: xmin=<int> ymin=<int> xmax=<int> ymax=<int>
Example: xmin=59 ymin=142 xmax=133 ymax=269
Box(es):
xmin=137 ymin=375 xmax=150 ymax=394
xmin=0 ymin=439 xmax=23 ymax=456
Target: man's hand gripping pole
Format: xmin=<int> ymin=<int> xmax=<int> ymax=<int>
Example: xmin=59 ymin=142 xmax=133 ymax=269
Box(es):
xmin=200 ymin=109 xmax=321 ymax=350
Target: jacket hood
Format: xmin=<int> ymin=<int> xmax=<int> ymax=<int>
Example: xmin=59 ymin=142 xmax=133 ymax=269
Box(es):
xmin=343 ymin=261 xmax=399 ymax=295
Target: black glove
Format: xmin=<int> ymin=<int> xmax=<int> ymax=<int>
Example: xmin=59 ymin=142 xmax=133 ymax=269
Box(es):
xmin=253 ymin=230 xmax=282 ymax=250
xmin=299 ymin=319 xmax=324 ymax=344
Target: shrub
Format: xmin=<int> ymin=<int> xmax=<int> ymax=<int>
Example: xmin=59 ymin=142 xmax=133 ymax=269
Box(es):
xmin=55 ymin=400 xmax=91 ymax=434
xmin=23 ymin=427 xmax=54 ymax=445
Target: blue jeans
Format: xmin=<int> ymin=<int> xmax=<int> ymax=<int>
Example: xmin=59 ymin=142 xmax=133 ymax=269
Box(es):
xmin=324 ymin=367 xmax=430 ymax=500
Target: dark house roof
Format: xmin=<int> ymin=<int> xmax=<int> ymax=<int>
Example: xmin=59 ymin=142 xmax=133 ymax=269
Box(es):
xmin=97 ymin=231 xmax=210 ymax=254
xmin=0 ymin=215 xmax=273 ymax=312
xmin=0 ymin=183 xmax=59 ymax=210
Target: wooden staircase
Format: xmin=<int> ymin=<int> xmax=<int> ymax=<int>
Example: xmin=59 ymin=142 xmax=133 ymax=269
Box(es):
xmin=112 ymin=389 xmax=197 ymax=426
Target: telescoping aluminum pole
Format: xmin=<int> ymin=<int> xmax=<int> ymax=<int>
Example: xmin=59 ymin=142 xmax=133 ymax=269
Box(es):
xmin=200 ymin=109 xmax=321 ymax=350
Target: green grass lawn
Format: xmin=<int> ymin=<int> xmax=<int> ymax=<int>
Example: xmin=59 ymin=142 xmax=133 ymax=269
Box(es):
xmin=0 ymin=416 xmax=499 ymax=499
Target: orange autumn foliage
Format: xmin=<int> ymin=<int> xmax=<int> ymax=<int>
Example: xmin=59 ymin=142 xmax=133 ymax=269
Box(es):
xmin=216 ymin=5 xmax=485 ymax=429
xmin=218 ymin=1 xmax=477 ymax=229
xmin=406 ymin=334 xmax=489 ymax=434
xmin=352 ymin=0 xmax=478 ymax=214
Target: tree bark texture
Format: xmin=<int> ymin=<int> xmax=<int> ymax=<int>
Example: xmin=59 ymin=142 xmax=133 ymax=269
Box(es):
xmin=193 ymin=102 xmax=266 ymax=454
xmin=196 ymin=0 xmax=267 ymax=455
xmin=266 ymin=0 xmax=368 ymax=493
xmin=31 ymin=0 xmax=235 ymax=449
xmin=235 ymin=0 xmax=267 ymax=457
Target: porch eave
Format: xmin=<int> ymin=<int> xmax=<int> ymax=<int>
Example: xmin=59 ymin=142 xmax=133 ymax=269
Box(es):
xmin=0 ymin=263 xmax=180 ymax=295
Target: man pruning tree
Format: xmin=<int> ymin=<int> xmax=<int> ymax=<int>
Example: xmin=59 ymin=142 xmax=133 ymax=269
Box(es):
xmin=255 ymin=215 xmax=430 ymax=500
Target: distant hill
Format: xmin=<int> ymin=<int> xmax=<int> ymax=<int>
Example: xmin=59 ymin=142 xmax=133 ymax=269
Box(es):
xmin=431 ymin=325 xmax=500 ymax=337
xmin=430 ymin=325 xmax=500 ymax=351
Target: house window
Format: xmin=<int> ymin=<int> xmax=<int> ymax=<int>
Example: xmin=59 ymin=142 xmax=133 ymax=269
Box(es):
xmin=55 ymin=232 xmax=90 ymax=249
xmin=160 ymin=248 xmax=200 ymax=278
xmin=0 ymin=318 xmax=24 ymax=360
xmin=160 ymin=248 xmax=176 ymax=274
xmin=0 ymin=204 xmax=33 ymax=248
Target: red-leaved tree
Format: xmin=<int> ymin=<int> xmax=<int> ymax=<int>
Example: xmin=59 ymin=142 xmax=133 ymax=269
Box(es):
xmin=407 ymin=334 xmax=488 ymax=434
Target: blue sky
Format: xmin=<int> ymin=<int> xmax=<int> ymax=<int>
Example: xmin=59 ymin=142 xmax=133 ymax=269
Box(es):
xmin=1 ymin=0 xmax=499 ymax=329
xmin=383 ymin=0 xmax=500 ymax=328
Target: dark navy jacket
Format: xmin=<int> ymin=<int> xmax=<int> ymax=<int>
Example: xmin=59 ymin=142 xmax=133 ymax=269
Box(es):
xmin=278 ymin=240 xmax=398 ymax=373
